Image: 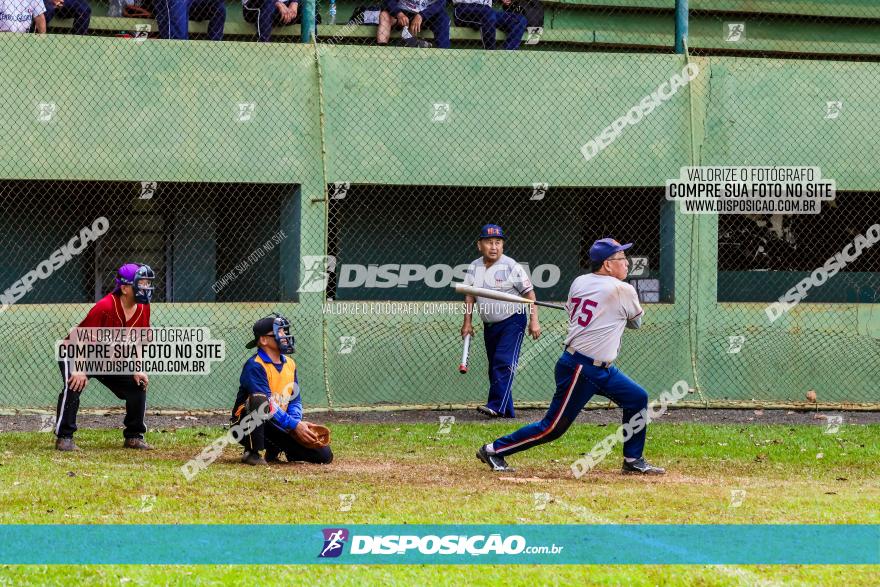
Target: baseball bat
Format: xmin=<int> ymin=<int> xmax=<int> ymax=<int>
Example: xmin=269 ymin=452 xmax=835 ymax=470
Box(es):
xmin=459 ymin=334 xmax=471 ymax=374
xmin=453 ymin=283 xmax=566 ymax=311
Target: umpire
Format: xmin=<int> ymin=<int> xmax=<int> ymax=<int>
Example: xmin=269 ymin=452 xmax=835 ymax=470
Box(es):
xmin=232 ymin=314 xmax=333 ymax=466
xmin=55 ymin=263 xmax=155 ymax=452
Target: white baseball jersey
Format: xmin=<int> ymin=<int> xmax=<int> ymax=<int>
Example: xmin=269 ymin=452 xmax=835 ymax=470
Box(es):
xmin=563 ymin=273 xmax=643 ymax=363
xmin=465 ymin=254 xmax=533 ymax=324
xmin=0 ymin=0 xmax=44 ymax=32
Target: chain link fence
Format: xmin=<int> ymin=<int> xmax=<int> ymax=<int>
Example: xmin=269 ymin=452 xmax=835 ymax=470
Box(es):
xmin=0 ymin=0 xmax=878 ymax=410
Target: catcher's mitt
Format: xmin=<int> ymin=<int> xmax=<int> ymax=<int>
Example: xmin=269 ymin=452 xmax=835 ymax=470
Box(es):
xmin=292 ymin=422 xmax=331 ymax=449
xmin=122 ymin=5 xmax=153 ymax=18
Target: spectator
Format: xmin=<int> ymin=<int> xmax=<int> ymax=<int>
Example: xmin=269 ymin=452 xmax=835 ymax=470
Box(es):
xmin=189 ymin=0 xmax=225 ymax=40
xmin=349 ymin=4 xmax=429 ymax=47
xmin=243 ymin=0 xmax=317 ymax=43
xmin=1 ymin=0 xmax=47 ymax=33
xmin=42 ymin=0 xmax=90 ymax=35
xmin=385 ymin=0 xmax=449 ymax=48
xmin=453 ymin=0 xmax=525 ymax=50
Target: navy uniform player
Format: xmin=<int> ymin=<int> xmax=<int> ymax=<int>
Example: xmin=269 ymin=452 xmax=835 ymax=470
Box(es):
xmin=477 ymin=238 xmax=665 ymax=475
xmin=461 ymin=224 xmax=540 ymax=418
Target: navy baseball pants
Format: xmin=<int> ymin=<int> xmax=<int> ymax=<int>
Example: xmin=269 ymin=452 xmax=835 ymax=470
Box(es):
xmin=492 ymin=350 xmax=650 ymax=459
xmin=398 ymin=0 xmax=450 ymax=48
xmin=453 ymin=3 xmax=526 ymax=50
xmin=154 ymin=0 xmax=189 ymax=39
xmin=189 ymin=0 xmax=226 ymax=40
xmin=237 ymin=394 xmax=333 ymax=464
xmin=42 ymin=0 xmax=92 ymax=35
xmin=483 ymin=311 xmax=527 ymax=418
xmin=155 ymin=0 xmax=226 ymax=40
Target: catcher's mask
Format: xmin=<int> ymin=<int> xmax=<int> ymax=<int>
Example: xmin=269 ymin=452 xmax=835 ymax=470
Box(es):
xmin=246 ymin=313 xmax=296 ymax=355
xmin=114 ymin=263 xmax=155 ymax=305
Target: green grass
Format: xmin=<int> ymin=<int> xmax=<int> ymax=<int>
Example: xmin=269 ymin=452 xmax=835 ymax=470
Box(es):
xmin=1 ymin=421 xmax=878 ymax=585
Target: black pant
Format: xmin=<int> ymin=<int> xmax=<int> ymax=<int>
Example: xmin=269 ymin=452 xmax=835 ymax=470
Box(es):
xmin=43 ymin=0 xmax=92 ymax=35
xmin=55 ymin=359 xmax=147 ymax=439
xmin=238 ymin=394 xmax=333 ymax=464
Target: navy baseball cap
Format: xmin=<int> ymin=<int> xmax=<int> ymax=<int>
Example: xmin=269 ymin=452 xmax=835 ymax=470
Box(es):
xmin=479 ymin=224 xmax=505 ymax=240
xmin=245 ymin=317 xmax=276 ymax=349
xmin=589 ymin=238 xmax=633 ymax=263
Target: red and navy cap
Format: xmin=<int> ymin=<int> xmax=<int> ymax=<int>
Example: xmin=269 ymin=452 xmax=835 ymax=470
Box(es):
xmin=589 ymin=238 xmax=633 ymax=262
xmin=479 ymin=224 xmax=505 ymax=240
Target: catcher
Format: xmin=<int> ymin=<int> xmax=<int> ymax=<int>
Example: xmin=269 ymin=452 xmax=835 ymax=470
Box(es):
xmin=231 ymin=314 xmax=333 ymax=466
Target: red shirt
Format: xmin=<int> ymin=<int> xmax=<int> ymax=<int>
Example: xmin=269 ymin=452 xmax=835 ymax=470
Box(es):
xmin=77 ymin=293 xmax=151 ymax=329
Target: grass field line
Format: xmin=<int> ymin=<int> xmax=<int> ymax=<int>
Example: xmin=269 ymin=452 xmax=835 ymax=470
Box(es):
xmin=542 ymin=494 xmax=794 ymax=587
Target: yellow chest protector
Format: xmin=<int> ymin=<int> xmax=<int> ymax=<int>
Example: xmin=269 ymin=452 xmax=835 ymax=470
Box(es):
xmin=253 ymin=354 xmax=298 ymax=411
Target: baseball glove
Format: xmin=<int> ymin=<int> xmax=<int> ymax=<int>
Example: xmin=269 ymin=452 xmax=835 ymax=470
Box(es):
xmin=122 ymin=5 xmax=153 ymax=18
xmin=292 ymin=422 xmax=331 ymax=449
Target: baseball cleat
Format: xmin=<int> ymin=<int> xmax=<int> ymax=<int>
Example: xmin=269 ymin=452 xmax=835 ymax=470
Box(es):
xmin=241 ymin=450 xmax=268 ymax=466
xmin=477 ymin=445 xmax=515 ymax=472
xmin=123 ymin=438 xmax=154 ymax=450
xmin=621 ymin=458 xmax=666 ymax=475
xmin=476 ymin=406 xmax=502 ymax=418
xmin=55 ymin=437 xmax=81 ymax=452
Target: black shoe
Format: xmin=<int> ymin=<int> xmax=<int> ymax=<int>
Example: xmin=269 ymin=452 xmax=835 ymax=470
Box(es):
xmin=55 ymin=437 xmax=81 ymax=452
xmin=622 ymin=457 xmax=665 ymax=475
xmin=241 ymin=450 xmax=267 ymax=466
xmin=401 ymin=37 xmax=432 ymax=48
xmin=476 ymin=406 xmax=501 ymax=418
xmin=265 ymin=449 xmax=281 ymax=463
xmin=476 ymin=445 xmax=514 ymax=472
xmin=123 ymin=438 xmax=154 ymax=450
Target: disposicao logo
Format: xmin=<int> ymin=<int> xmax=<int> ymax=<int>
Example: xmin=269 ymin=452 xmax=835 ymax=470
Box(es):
xmin=317 ymin=531 xmax=563 ymax=558
xmin=318 ymin=528 xmax=349 ymax=558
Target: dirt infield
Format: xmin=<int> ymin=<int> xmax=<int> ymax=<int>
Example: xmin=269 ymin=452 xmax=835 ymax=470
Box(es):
xmin=1 ymin=407 xmax=877 ymax=433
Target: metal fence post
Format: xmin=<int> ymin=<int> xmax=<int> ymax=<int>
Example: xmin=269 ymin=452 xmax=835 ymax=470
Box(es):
xmin=675 ymin=0 xmax=688 ymax=54
xmin=301 ymin=0 xmax=317 ymax=43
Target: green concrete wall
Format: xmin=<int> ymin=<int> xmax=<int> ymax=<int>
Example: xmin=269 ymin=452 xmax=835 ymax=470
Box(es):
xmin=0 ymin=35 xmax=877 ymax=408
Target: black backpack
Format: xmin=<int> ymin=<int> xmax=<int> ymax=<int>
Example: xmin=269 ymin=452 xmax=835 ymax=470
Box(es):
xmin=503 ymin=0 xmax=544 ymax=28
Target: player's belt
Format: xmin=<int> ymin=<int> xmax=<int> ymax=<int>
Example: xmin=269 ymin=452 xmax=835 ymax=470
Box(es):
xmin=564 ymin=345 xmax=613 ymax=368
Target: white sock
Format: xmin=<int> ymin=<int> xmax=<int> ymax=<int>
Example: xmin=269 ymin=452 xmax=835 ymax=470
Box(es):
xmin=624 ymin=457 xmax=638 ymax=463
xmin=401 ymin=26 xmax=413 ymax=40
xmin=484 ymin=443 xmax=497 ymax=455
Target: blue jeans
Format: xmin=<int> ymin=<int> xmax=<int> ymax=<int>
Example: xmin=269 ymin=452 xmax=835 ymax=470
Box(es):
xmin=454 ymin=3 xmax=526 ymax=50
xmin=483 ymin=311 xmax=527 ymax=417
xmin=492 ymin=350 xmax=650 ymax=459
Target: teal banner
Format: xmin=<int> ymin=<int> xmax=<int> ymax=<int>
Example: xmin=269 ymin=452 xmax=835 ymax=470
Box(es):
xmin=1 ymin=525 xmax=878 ymax=565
